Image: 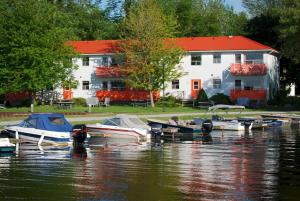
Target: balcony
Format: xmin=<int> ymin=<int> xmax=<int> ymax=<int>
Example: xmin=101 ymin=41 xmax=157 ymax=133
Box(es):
xmin=230 ymin=61 xmax=267 ymax=76
xmin=96 ymin=90 xmax=160 ymax=102
xmin=230 ymin=89 xmax=267 ymax=101
xmin=95 ymin=67 xmax=127 ymax=78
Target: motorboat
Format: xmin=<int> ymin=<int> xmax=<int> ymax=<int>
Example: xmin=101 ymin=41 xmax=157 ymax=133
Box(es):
xmin=87 ymin=114 xmax=151 ymax=141
xmin=208 ymin=104 xmax=245 ymax=111
xmin=0 ymin=138 xmax=15 ymax=153
xmin=148 ymin=116 xmax=213 ymax=140
xmin=211 ymin=115 xmax=247 ymax=131
xmin=238 ymin=117 xmax=268 ymax=129
xmin=4 ymin=113 xmax=88 ymax=145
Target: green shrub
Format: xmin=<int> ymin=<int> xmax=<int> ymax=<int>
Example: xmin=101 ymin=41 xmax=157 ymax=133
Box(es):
xmin=156 ymin=95 xmax=178 ymax=107
xmin=209 ymin=93 xmax=232 ymax=105
xmin=196 ymin=89 xmax=208 ymax=102
xmin=73 ymin=97 xmax=86 ymax=106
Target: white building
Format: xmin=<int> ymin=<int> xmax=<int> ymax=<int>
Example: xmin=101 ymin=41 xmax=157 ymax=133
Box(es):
xmin=64 ymin=36 xmax=279 ymax=105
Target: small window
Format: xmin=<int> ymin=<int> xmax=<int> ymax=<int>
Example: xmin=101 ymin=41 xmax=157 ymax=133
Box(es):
xmin=235 ymin=80 xmax=241 ymax=89
xmin=102 ymin=81 xmax=108 ymax=90
xmin=213 ymin=79 xmax=221 ymax=89
xmin=213 ymin=54 xmax=221 ymax=63
xmin=191 ymin=54 xmax=202 ymax=65
xmin=235 ymin=54 xmax=241 ymax=64
xmin=82 ymin=57 xmax=89 ymax=66
xmin=193 ymin=81 xmax=199 ymax=90
xmin=82 ymin=81 xmax=89 ymax=90
xmin=111 ymin=80 xmax=126 ymax=91
xmin=102 ymin=57 xmax=109 ymax=66
xmin=172 ymin=80 xmax=179 ymax=89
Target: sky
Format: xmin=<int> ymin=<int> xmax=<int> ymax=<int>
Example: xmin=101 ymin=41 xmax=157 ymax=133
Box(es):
xmin=225 ymin=0 xmax=245 ymax=13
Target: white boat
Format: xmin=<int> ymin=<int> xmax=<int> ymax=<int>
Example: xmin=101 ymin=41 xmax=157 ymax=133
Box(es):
xmin=87 ymin=114 xmax=150 ymax=141
xmin=208 ymin=104 xmax=245 ymax=111
xmin=4 ymin=113 xmax=88 ymax=145
xmin=0 ymin=138 xmax=15 ymax=152
xmin=212 ymin=120 xmax=246 ymax=131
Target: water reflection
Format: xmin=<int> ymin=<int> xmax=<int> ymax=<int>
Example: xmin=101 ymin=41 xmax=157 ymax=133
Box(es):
xmin=1 ymin=128 xmax=300 ymax=200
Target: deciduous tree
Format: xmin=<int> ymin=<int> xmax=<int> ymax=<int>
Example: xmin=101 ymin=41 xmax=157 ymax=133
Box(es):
xmin=120 ymin=0 xmax=184 ymax=107
xmin=0 ymin=0 xmax=77 ymax=101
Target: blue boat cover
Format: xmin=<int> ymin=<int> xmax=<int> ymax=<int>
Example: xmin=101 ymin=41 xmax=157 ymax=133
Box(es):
xmin=18 ymin=113 xmax=72 ymax=132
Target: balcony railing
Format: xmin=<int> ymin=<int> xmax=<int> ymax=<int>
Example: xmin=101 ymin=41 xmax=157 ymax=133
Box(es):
xmin=230 ymin=62 xmax=267 ymax=76
xmin=230 ymin=89 xmax=267 ymax=101
xmin=96 ymin=90 xmax=160 ymax=102
xmin=95 ymin=67 xmax=127 ymax=78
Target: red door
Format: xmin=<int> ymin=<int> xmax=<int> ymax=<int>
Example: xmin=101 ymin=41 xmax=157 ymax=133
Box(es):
xmin=63 ymin=87 xmax=72 ymax=100
xmin=191 ymin=79 xmax=201 ymax=99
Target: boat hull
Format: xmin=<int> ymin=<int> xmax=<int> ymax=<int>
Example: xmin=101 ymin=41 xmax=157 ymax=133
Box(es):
xmin=148 ymin=120 xmax=203 ymax=134
xmin=5 ymin=127 xmax=71 ymax=145
xmin=212 ymin=121 xmax=245 ymax=131
xmin=87 ymin=125 xmax=149 ymax=141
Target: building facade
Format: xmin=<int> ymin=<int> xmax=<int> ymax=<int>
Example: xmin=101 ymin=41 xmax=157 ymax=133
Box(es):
xmin=64 ymin=36 xmax=279 ymax=104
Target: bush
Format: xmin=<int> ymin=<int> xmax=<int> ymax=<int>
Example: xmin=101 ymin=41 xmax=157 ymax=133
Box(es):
xmin=156 ymin=95 xmax=178 ymax=107
xmin=196 ymin=89 xmax=208 ymax=102
xmin=73 ymin=97 xmax=86 ymax=106
xmin=209 ymin=93 xmax=232 ymax=105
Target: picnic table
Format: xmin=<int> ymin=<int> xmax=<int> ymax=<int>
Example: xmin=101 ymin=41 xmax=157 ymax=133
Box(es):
xmin=54 ymin=101 xmax=75 ymax=109
xmin=131 ymin=100 xmax=150 ymax=107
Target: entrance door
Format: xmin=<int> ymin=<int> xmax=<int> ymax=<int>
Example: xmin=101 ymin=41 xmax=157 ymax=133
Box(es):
xmin=191 ymin=79 xmax=201 ymax=99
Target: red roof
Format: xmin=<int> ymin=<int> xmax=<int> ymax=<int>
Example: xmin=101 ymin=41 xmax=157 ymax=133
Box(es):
xmin=69 ymin=36 xmax=277 ymax=54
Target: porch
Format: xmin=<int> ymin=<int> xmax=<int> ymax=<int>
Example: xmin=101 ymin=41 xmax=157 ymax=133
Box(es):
xmin=96 ymin=90 xmax=160 ymax=102
xmin=230 ymin=89 xmax=267 ymax=101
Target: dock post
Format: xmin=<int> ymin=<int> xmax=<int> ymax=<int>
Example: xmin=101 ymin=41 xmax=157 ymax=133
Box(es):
xmin=15 ymin=129 xmax=19 ymax=140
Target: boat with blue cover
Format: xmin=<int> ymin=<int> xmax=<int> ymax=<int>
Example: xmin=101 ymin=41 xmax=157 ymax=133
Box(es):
xmin=4 ymin=113 xmax=88 ymax=145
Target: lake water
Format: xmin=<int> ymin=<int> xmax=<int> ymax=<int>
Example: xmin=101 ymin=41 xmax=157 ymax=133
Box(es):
xmin=1 ymin=127 xmax=300 ymax=201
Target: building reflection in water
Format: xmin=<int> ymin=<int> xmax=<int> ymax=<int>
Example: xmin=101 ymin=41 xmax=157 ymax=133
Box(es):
xmin=177 ymin=130 xmax=279 ymax=201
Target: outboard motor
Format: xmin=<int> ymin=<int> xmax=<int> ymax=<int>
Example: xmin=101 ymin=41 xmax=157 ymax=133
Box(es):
xmin=150 ymin=123 xmax=163 ymax=141
xmin=72 ymin=124 xmax=88 ymax=145
xmin=202 ymin=119 xmax=213 ymax=134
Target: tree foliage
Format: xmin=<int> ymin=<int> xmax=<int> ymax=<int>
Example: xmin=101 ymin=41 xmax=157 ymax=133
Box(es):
xmin=243 ymin=0 xmax=300 ymax=94
xmin=120 ymin=0 xmax=184 ymax=107
xmin=0 ymin=0 xmax=76 ymax=95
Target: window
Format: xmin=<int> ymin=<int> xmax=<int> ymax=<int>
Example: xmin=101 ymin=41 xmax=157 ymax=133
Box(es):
xmin=191 ymin=54 xmax=202 ymax=65
xmin=48 ymin=117 xmax=64 ymax=125
xmin=235 ymin=54 xmax=241 ymax=64
xmin=102 ymin=56 xmax=109 ymax=66
xmin=235 ymin=80 xmax=241 ymax=89
xmin=82 ymin=81 xmax=89 ymax=90
xmin=111 ymin=80 xmax=126 ymax=91
xmin=82 ymin=57 xmax=89 ymax=66
xmin=213 ymin=79 xmax=221 ymax=89
xmin=213 ymin=54 xmax=221 ymax=63
xmin=172 ymin=80 xmax=179 ymax=89
xmin=193 ymin=81 xmax=199 ymax=90
xmin=23 ymin=118 xmax=37 ymax=128
xmin=102 ymin=81 xmax=108 ymax=90
xmin=245 ymin=52 xmax=263 ymax=64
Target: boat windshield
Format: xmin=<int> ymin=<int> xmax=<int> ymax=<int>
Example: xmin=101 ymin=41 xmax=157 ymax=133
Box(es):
xmin=103 ymin=118 xmax=120 ymax=126
xmin=48 ymin=117 xmax=65 ymax=125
